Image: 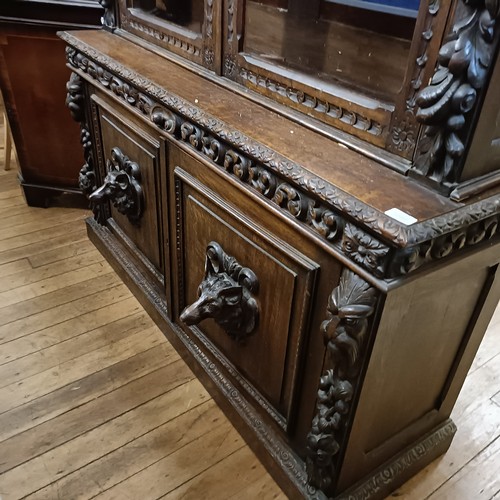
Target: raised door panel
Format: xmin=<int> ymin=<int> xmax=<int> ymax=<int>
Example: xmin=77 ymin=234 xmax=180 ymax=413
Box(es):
xmin=170 ymin=148 xmax=320 ymax=429
xmin=94 ymin=97 xmax=164 ymax=280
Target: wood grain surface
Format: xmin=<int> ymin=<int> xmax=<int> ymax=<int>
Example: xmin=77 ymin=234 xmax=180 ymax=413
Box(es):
xmin=0 ymin=153 xmax=498 ymax=499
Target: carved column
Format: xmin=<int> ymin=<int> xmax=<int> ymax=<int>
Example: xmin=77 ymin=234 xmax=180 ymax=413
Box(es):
xmin=306 ymin=269 xmax=378 ymax=495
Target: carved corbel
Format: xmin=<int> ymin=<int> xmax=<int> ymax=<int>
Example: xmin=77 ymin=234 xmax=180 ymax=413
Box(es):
xmin=180 ymin=242 xmax=259 ymax=342
xmin=89 ymin=147 xmax=144 ymax=225
xmin=99 ymin=0 xmax=116 ymax=30
xmin=65 ymin=73 xmax=99 ymax=215
xmin=306 ymin=269 xmax=377 ymax=495
xmin=413 ymin=0 xmax=500 ymax=187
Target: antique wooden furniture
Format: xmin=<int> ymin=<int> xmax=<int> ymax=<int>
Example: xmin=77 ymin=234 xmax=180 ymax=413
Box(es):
xmin=2 ymin=103 xmax=13 ymax=171
xmin=60 ymin=1 xmax=500 ymax=498
xmin=0 ymin=0 xmax=102 ymax=206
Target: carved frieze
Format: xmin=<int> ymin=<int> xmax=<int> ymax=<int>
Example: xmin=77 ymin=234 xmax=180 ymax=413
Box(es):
xmin=180 ymin=241 xmax=259 ymax=341
xmin=338 ymin=420 xmax=457 ymax=499
xmin=413 ymin=0 xmax=500 ymax=185
xmin=406 ymin=0 xmax=441 ymax=112
xmin=61 ymin=36 xmax=500 ymax=277
xmin=388 ymin=0 xmax=443 ymax=157
xmin=306 ymin=269 xmax=378 ymax=495
xmin=239 ymin=67 xmax=384 ymax=139
xmin=205 ymin=0 xmax=214 ymax=39
xmin=389 ymin=214 xmax=499 ymax=276
xmin=223 ymin=0 xmax=238 ymax=78
xmin=125 ymin=19 xmax=200 ymax=56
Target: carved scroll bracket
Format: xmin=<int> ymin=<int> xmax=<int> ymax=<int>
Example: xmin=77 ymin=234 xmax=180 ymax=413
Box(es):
xmin=413 ymin=0 xmax=500 ymax=186
xmin=306 ymin=269 xmax=378 ymax=495
xmin=180 ymin=241 xmax=259 ymax=342
xmin=89 ymin=147 xmax=144 ymax=225
xmin=65 ymin=71 xmax=99 ymax=218
xmin=99 ymin=0 xmax=116 ymax=30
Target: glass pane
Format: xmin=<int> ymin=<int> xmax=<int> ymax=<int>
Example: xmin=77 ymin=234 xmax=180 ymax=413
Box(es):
xmin=243 ymin=0 xmax=419 ymax=100
xmin=132 ymin=0 xmax=205 ymax=33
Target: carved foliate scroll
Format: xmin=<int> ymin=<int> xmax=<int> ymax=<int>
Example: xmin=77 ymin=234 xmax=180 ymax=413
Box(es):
xmin=307 ymin=269 xmax=377 ymax=495
xmin=65 ymin=71 xmax=99 ymax=218
xmin=89 ymin=147 xmax=144 ymax=225
xmin=413 ymin=0 xmax=500 ymax=185
xmin=180 ymin=241 xmax=259 ymax=341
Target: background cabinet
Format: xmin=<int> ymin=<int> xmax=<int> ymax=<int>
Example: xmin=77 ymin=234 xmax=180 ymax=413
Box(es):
xmin=0 ymin=0 xmax=102 ymax=206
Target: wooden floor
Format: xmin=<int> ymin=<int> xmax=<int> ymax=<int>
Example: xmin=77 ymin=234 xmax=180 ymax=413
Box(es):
xmin=0 ymin=150 xmax=499 ymax=499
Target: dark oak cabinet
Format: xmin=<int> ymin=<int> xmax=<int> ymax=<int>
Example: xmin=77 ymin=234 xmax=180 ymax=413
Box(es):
xmin=60 ymin=0 xmax=500 ymax=497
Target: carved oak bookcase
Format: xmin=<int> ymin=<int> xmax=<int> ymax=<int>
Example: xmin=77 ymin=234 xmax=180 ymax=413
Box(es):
xmin=60 ymin=0 xmax=500 ymax=498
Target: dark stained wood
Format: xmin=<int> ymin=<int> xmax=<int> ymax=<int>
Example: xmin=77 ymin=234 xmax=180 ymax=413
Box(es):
xmin=320 ymin=1 xmax=416 ymax=40
xmin=0 ymin=0 xmax=102 ymax=27
xmin=459 ymin=50 xmax=500 ymax=183
xmin=63 ymin=30 xmax=463 ymax=224
xmin=0 ymin=2 xmax=102 ymax=207
xmin=169 ymin=146 xmax=326 ymax=425
xmin=288 ymin=0 xmax=321 ymax=18
xmin=54 ymin=2 xmax=500 ymax=498
xmin=0 ymin=32 xmax=82 ymax=185
xmin=0 ymin=164 xmax=498 ymax=499
xmin=95 ymin=98 xmax=164 ymax=276
xmin=338 ymin=245 xmax=500 ymax=493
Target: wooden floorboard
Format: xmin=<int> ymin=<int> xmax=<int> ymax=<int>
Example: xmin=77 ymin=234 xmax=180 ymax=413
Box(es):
xmin=0 ymin=157 xmax=499 ymax=500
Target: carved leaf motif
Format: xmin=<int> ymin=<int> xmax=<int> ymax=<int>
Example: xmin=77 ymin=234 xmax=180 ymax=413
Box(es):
xmin=342 ymin=224 xmax=390 ymax=276
xmin=333 ymin=271 xmax=376 ymax=313
xmin=414 ymin=0 xmax=500 ymax=184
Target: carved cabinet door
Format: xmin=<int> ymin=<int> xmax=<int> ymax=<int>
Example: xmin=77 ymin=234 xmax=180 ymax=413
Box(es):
xmin=91 ymin=93 xmax=166 ymax=286
xmin=165 ymin=141 xmax=343 ymax=433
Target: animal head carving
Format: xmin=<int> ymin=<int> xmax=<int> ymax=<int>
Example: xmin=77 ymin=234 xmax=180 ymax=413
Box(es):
xmin=180 ymin=242 xmax=259 ymax=342
xmin=89 ymin=148 xmax=143 ymax=225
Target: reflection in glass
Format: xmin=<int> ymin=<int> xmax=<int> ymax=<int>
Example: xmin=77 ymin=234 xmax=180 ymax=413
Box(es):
xmin=244 ymin=0 xmax=420 ymax=100
xmin=132 ymin=0 xmax=205 ymax=33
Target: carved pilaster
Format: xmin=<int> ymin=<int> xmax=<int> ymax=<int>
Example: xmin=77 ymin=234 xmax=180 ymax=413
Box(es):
xmin=306 ymin=270 xmax=377 ymax=495
xmin=413 ymin=0 xmax=500 ymax=187
xmin=388 ymin=0 xmax=443 ymax=158
xmin=65 ymin=72 xmax=98 ymax=216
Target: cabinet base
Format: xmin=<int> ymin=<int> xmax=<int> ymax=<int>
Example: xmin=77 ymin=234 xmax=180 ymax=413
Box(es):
xmin=338 ymin=419 xmax=456 ymax=499
xmin=85 ymin=217 xmax=457 ymax=500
